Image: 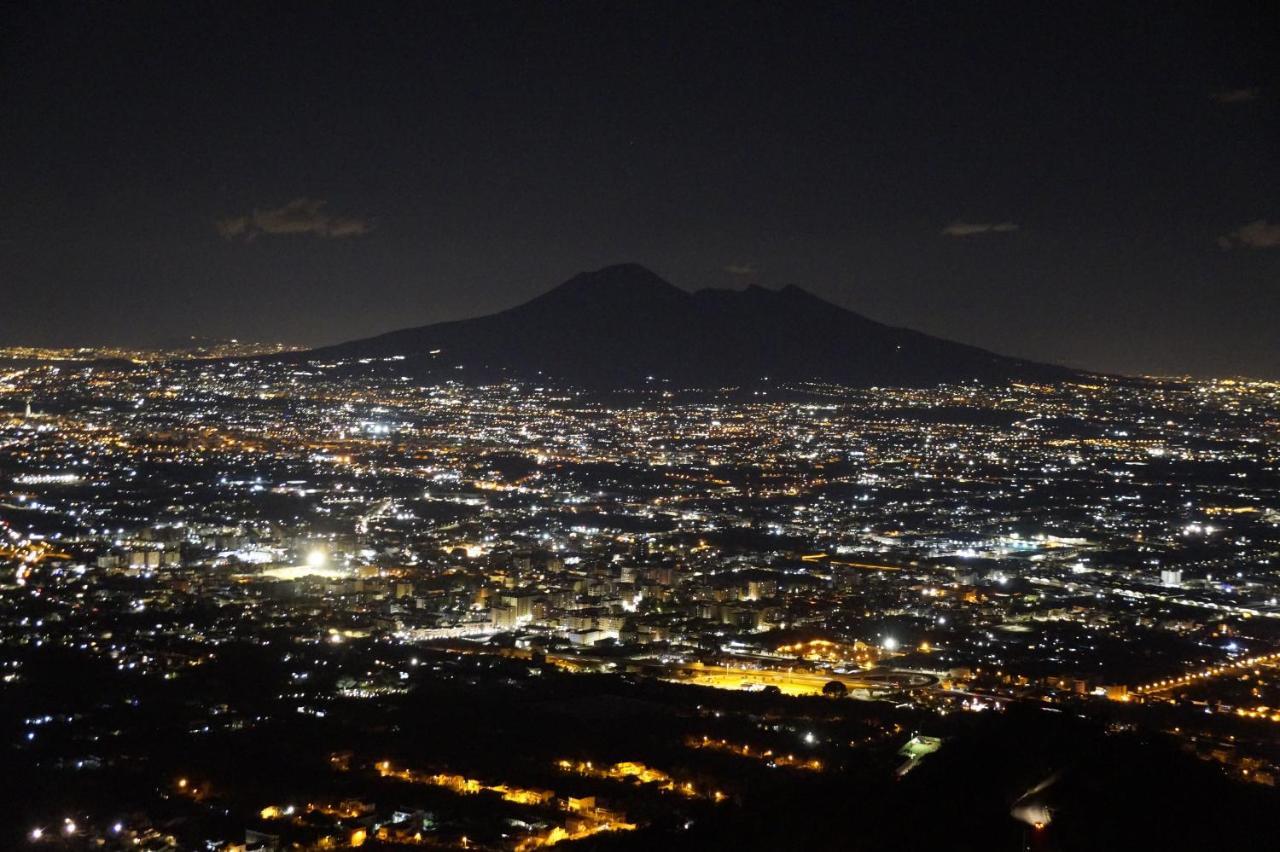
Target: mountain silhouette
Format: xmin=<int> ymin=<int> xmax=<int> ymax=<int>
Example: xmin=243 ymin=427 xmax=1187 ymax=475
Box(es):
xmin=300 ymin=264 xmax=1083 ymax=388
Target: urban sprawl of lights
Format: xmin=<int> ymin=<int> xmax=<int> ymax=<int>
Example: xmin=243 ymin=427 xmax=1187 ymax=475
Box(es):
xmin=2 ymin=349 xmax=1279 ymax=849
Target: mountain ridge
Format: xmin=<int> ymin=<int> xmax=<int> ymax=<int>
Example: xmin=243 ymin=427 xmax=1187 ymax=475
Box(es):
xmin=297 ymin=264 xmax=1085 ymax=388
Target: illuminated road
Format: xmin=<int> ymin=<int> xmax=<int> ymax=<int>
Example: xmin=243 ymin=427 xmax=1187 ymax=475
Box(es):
xmin=1133 ymin=650 xmax=1280 ymax=696
xmin=424 ymin=643 xmax=938 ymax=698
xmin=801 ymin=553 xmax=902 ymax=571
xmin=657 ymin=662 xmax=938 ymax=697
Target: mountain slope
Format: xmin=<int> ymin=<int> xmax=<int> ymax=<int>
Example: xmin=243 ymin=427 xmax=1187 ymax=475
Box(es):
xmin=302 ymin=264 xmax=1083 ymax=388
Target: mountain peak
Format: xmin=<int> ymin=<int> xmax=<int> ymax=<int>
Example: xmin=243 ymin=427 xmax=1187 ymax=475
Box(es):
xmin=590 ymin=262 xmax=667 ymax=280
xmin=554 ymin=263 xmax=681 ymax=294
xmin=515 ymin=263 xmax=687 ymax=317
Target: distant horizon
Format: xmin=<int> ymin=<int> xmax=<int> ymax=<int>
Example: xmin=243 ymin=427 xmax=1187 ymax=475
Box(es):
xmin=3 ymin=263 xmax=1276 ymax=382
xmin=10 ymin=257 xmax=1280 ymax=378
xmin=10 ymin=264 xmax=1279 ymax=381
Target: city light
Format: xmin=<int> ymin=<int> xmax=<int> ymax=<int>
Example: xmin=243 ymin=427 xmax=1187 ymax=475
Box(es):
xmin=4 ymin=330 xmax=1280 ymax=845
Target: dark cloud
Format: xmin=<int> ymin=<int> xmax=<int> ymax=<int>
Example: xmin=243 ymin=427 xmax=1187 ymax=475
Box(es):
xmin=724 ymin=263 xmax=756 ymax=277
xmin=942 ymin=221 xmax=1019 ymax=237
xmin=1211 ymin=87 xmax=1261 ymax=104
xmin=216 ymin=198 xmax=371 ymax=241
xmin=1218 ymin=220 xmax=1280 ymax=250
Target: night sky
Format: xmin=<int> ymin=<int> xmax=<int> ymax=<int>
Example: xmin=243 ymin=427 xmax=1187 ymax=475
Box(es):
xmin=2 ymin=2 xmax=1276 ymax=377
